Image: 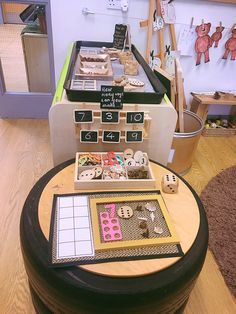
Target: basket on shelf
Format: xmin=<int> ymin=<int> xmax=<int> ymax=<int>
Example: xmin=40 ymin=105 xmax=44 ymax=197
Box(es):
xmin=203 ymin=116 xmax=236 ymax=137
xmin=202 ymin=127 xmax=236 ymax=137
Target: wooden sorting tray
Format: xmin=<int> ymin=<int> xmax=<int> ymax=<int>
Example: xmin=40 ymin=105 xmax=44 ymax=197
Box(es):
xmin=74 ymin=152 xmax=156 ymax=190
xmin=76 ymin=55 xmax=114 ymax=80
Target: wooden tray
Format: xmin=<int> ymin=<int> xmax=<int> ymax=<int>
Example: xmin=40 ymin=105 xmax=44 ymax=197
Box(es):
xmin=76 ymin=53 xmax=113 ymax=80
xmin=74 ymin=152 xmax=156 ymax=190
xmin=64 ymin=41 xmax=166 ymax=103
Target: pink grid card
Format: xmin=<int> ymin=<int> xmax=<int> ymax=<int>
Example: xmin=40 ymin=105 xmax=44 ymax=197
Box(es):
xmin=99 ymin=204 xmax=123 ymax=242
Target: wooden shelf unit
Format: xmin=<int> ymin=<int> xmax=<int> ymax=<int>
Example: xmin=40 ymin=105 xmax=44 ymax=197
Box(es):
xmin=190 ymin=94 xmax=236 ymax=123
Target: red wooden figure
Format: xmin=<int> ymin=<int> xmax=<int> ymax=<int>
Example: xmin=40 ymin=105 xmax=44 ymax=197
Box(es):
xmin=195 ymin=23 xmax=213 ymax=66
xmin=211 ymin=25 xmax=225 ymax=48
xmin=222 ymin=29 xmax=236 ymax=60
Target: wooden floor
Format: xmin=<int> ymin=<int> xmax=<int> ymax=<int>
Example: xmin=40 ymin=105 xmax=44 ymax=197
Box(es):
xmin=0 ymin=119 xmax=235 ymax=313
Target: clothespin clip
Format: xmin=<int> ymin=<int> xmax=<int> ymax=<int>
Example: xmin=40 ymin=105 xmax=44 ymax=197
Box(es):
xmin=165 ymin=45 xmax=171 ymax=56
xmin=190 ymin=17 xmax=194 ymax=29
xmin=153 ymin=9 xmax=157 ymax=22
xmin=230 ymin=23 xmax=236 ymax=32
xmin=150 ymin=50 xmax=154 ymax=61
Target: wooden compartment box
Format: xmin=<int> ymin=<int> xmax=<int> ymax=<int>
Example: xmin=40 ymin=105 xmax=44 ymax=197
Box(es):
xmin=74 ymin=152 xmax=156 ymax=190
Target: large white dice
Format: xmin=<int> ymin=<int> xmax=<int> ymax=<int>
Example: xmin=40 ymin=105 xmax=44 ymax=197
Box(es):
xmin=161 ymin=173 xmax=179 ymax=194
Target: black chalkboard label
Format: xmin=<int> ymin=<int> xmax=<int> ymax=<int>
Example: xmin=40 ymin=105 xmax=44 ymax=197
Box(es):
xmin=101 ymin=111 xmax=119 ymax=124
xmin=100 ymin=86 xmax=124 ymax=109
xmin=102 ymin=130 xmax=120 ymax=143
xmin=126 ymin=112 xmax=144 ymax=124
xmin=74 ymin=110 xmax=93 ymax=123
xmin=113 ymin=24 xmax=127 ymax=50
xmin=126 ymin=130 xmax=143 ymax=142
xmin=80 ymin=130 xmax=98 ymax=143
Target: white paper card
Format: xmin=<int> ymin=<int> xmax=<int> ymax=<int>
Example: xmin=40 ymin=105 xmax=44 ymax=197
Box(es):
xmin=56 ymin=196 xmax=95 ymax=259
xmin=168 ymin=149 xmax=175 ymax=163
xmin=160 ymin=0 xmax=176 ymax=24
xmin=178 ymin=25 xmax=197 ymax=57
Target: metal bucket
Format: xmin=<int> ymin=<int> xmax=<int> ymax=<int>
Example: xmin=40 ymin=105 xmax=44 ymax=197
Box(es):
xmin=167 ymin=110 xmax=204 ymax=175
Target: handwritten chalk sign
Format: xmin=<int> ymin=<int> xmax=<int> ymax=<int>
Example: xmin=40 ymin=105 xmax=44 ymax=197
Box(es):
xmin=101 ymin=111 xmax=120 ymax=124
xmin=80 ymin=130 xmax=98 ymax=143
xmin=126 ymin=130 xmax=143 ymax=142
xmin=113 ymin=24 xmax=127 ymax=50
xmin=126 ymin=112 xmax=144 ymax=124
xmin=102 ymin=130 xmax=120 ymax=143
xmin=100 ymin=86 xmax=124 ymax=110
xmin=74 ymin=110 xmax=93 ymax=123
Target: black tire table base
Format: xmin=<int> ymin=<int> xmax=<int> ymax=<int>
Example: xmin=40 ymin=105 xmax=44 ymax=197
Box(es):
xmin=20 ymin=159 xmax=208 ymax=314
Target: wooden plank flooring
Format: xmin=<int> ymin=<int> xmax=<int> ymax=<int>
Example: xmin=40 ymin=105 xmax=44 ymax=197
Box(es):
xmin=0 ymin=119 xmax=235 ymax=313
xmin=184 ymin=136 xmax=236 ymax=314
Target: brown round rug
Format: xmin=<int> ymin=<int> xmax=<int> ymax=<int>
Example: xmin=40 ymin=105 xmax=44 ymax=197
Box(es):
xmin=200 ymin=166 xmax=236 ymax=297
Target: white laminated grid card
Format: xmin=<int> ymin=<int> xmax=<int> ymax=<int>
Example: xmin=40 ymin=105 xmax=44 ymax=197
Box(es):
xmin=56 ymin=195 xmax=95 ymax=259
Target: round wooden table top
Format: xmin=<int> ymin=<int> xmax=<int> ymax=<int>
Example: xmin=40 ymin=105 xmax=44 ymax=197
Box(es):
xmin=38 ymin=161 xmax=200 ymax=278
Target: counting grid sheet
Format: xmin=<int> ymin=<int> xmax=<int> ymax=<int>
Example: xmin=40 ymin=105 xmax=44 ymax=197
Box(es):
xmin=56 ymin=195 xmax=95 ymax=259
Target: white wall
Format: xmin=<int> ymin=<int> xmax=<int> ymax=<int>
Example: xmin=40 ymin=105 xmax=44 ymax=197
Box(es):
xmin=50 ymin=0 xmax=236 ymax=113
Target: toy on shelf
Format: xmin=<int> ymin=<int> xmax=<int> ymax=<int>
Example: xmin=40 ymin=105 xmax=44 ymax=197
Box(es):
xmin=100 ymin=204 xmax=123 ymax=242
xmin=211 ymin=24 xmax=225 ymax=48
xmin=161 ymin=174 xmax=179 ymax=194
xmin=222 ymin=28 xmax=236 ymax=61
xmin=119 ymin=51 xmax=133 ymax=64
xmin=112 ymin=75 xmax=128 ymax=87
xmin=195 ymin=22 xmax=213 ymax=66
xmin=76 ymin=52 xmax=113 ymax=80
xmin=124 ymin=60 xmax=139 ymax=76
xmin=102 ymin=151 xmax=123 ymax=166
xmin=100 ymin=47 xmax=121 ymax=60
xmin=203 ymin=117 xmax=236 ymax=136
xmin=124 ymin=149 xmax=148 ymax=167
xmin=112 ymin=76 xmax=145 ymax=92
xmin=78 ymin=153 xmax=101 ymax=166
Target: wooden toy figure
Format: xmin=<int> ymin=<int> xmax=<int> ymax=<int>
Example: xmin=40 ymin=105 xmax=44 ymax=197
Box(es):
xmin=195 ymin=22 xmax=213 ymax=66
xmin=222 ymin=29 xmax=236 ymax=60
xmin=211 ymin=25 xmax=225 ymax=47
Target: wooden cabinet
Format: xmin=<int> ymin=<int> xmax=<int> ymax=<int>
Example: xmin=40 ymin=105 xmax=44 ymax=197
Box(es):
xmin=21 ymin=32 xmax=51 ymax=93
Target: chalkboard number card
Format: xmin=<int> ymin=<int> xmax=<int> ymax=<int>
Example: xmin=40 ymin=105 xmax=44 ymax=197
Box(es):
xmin=126 ymin=112 xmax=144 ymax=124
xmin=74 ymin=110 xmax=93 ymax=123
xmin=100 ymin=86 xmax=124 ymax=110
xmin=80 ymin=130 xmax=98 ymax=143
xmin=113 ymin=24 xmax=128 ymax=50
xmin=102 ymin=130 xmax=120 ymax=143
xmin=126 ymin=130 xmax=143 ymax=143
xmin=101 ymin=111 xmax=120 ymax=124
